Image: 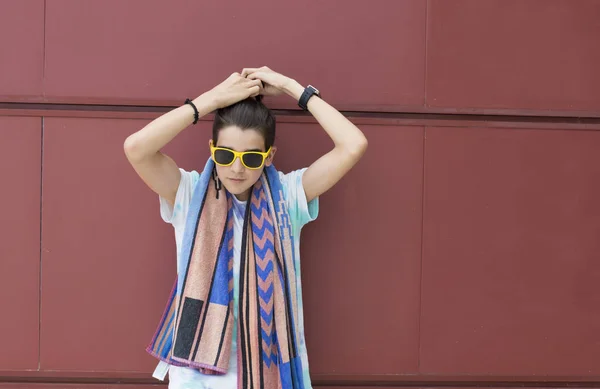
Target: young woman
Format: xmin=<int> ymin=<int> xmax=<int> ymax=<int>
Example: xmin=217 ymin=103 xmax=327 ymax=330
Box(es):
xmin=124 ymin=66 xmax=367 ymax=389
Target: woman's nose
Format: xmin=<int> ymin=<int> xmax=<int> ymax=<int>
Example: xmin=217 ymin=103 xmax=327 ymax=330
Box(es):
xmin=231 ymin=157 xmax=245 ymax=173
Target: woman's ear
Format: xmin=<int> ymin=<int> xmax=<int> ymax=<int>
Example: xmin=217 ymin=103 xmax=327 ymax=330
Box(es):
xmin=265 ymin=146 xmax=277 ymax=166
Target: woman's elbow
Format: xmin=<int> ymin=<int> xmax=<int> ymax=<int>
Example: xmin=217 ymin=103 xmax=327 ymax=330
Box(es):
xmin=123 ymin=135 xmax=143 ymax=163
xmin=349 ymin=136 xmax=368 ymax=159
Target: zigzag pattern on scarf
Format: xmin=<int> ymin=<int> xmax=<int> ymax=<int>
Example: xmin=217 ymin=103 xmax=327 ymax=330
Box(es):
xmin=226 ymin=196 xmax=235 ymax=301
xmin=147 ymin=162 xmax=309 ymax=387
xmin=251 ymin=181 xmax=278 ymax=367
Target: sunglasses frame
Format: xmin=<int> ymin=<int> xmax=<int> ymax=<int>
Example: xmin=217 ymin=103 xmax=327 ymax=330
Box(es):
xmin=210 ymin=141 xmax=272 ymax=170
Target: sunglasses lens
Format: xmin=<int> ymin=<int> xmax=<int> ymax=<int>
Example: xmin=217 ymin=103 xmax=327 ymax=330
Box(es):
xmin=242 ymin=153 xmax=264 ymax=169
xmin=214 ymin=149 xmax=235 ymax=165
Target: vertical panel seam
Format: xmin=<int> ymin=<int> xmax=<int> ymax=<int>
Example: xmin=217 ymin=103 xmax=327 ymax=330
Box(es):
xmin=39 ymin=0 xmax=47 ymax=366
xmin=419 ymin=0 xmax=430 ymax=368
xmin=38 ymin=116 xmax=44 ymax=371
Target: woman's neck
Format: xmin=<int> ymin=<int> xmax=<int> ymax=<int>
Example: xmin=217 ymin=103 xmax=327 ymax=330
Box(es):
xmin=234 ymin=190 xmax=250 ymax=202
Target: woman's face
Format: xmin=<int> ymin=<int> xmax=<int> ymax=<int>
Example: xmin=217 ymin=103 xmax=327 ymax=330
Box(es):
xmin=211 ymin=125 xmax=276 ymax=201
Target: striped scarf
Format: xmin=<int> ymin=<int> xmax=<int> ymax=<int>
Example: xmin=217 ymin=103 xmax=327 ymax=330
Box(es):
xmin=147 ymin=158 xmax=307 ymax=389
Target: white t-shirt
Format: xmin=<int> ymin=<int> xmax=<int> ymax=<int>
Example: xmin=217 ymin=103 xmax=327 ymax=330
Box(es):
xmin=158 ymin=167 xmax=318 ymax=389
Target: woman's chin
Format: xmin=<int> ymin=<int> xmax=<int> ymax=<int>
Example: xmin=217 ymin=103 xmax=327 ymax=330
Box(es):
xmin=223 ymin=181 xmax=252 ymax=200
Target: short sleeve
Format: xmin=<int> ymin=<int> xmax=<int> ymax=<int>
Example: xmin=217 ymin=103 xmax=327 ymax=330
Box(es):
xmin=159 ymin=169 xmax=200 ymax=229
xmin=277 ymin=168 xmax=319 ymax=231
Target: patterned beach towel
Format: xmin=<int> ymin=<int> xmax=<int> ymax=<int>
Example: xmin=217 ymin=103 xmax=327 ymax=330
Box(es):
xmin=147 ymin=158 xmax=307 ymax=389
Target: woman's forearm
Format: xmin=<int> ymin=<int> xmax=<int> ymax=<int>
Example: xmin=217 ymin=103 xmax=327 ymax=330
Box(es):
xmin=283 ymin=79 xmax=368 ymax=155
xmin=124 ymin=92 xmax=216 ymax=162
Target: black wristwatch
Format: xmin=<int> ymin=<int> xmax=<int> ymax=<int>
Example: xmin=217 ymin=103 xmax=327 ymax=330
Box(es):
xmin=298 ymin=85 xmax=320 ymax=111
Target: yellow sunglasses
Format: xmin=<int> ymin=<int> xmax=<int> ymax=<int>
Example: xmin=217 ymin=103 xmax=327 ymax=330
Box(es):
xmin=210 ymin=142 xmax=272 ymax=170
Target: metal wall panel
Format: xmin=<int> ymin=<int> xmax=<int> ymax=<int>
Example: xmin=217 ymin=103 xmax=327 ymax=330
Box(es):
xmin=288 ymin=124 xmax=424 ymax=375
xmin=38 ymin=116 xmax=424 ymax=375
xmin=40 ymin=117 xmax=176 ymax=371
xmin=0 ymin=0 xmax=45 ymax=101
xmin=43 ymin=0 xmax=426 ymax=111
xmin=420 ymin=126 xmax=600 ymax=375
xmin=0 ymin=117 xmax=41 ymax=370
xmin=426 ymin=0 xmax=600 ymax=115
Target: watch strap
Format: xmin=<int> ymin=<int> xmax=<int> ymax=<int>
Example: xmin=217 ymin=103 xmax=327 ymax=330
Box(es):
xmin=298 ymin=85 xmax=320 ymax=111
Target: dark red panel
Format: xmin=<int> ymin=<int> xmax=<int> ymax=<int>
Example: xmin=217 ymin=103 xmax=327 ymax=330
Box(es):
xmin=0 ymin=0 xmax=45 ymax=101
xmin=44 ymin=0 xmax=426 ymax=111
xmin=421 ymin=126 xmax=600 ymax=375
xmin=0 ymin=117 xmax=41 ymax=370
xmin=41 ymin=115 xmax=423 ymax=374
xmin=275 ymin=124 xmax=424 ymax=374
xmin=40 ymin=117 xmax=213 ymax=371
xmin=426 ymin=0 xmax=600 ymax=115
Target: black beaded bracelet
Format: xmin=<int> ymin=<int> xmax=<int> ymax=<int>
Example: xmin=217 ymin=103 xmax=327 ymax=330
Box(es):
xmin=184 ymin=98 xmax=199 ymax=124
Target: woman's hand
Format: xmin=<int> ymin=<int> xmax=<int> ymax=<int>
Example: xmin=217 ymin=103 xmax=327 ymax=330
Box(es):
xmin=206 ymin=72 xmax=264 ymax=109
xmin=241 ymin=66 xmax=296 ymax=97
xmin=241 ymin=68 xmax=368 ymax=204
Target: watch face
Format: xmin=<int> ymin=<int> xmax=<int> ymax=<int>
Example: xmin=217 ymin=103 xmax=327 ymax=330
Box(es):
xmin=308 ymin=85 xmax=319 ymax=95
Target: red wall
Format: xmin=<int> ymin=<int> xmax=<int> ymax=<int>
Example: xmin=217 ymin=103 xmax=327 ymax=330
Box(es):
xmin=1 ymin=1 xmax=600 ymax=388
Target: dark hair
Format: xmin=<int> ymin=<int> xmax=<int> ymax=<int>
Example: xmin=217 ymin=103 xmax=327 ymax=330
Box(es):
xmin=212 ymin=96 xmax=276 ymax=150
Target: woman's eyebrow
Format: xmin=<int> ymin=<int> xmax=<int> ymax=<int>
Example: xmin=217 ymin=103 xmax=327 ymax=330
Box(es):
xmin=218 ymin=145 xmax=263 ymax=152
